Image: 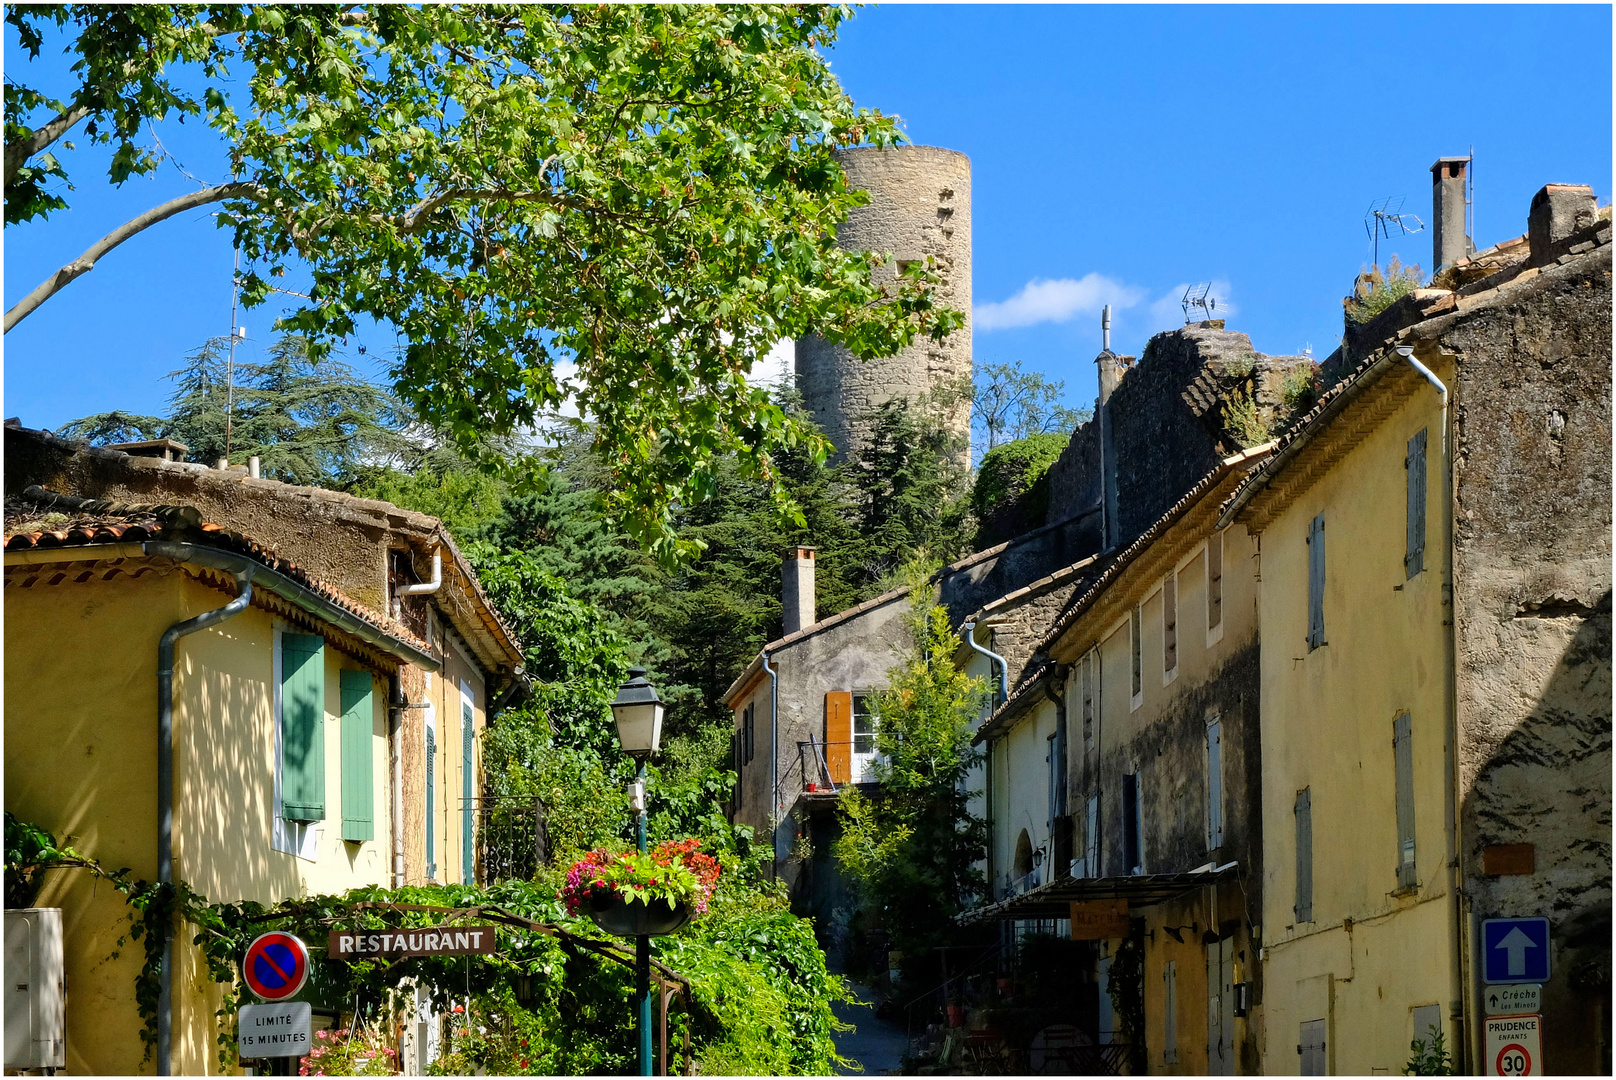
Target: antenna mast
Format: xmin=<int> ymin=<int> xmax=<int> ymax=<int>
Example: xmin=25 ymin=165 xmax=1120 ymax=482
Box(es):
xmin=1364 ymin=196 xmax=1424 ymax=267
xmin=226 ymin=245 xmax=241 ymax=462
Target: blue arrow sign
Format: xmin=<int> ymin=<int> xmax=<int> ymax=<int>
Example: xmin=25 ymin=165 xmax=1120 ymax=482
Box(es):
xmin=1481 ymin=917 xmax=1550 ymax=984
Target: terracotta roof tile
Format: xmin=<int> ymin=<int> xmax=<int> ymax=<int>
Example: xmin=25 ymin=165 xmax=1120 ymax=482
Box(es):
xmin=6 ymin=487 xmax=430 ymax=656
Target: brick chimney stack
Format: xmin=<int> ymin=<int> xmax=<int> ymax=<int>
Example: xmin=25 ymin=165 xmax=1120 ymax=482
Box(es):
xmin=782 ymin=547 xmax=816 ymax=635
xmin=1431 ymin=156 xmax=1473 ymax=274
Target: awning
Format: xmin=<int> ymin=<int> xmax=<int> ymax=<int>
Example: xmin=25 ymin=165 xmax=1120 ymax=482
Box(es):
xmin=957 ymin=863 xmax=1240 ymax=924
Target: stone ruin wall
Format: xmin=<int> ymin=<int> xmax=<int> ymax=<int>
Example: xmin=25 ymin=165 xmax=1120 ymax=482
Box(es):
xmin=796 ymin=145 xmax=972 ymax=463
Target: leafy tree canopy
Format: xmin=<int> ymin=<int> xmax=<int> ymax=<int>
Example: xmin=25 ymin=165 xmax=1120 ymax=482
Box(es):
xmin=971 ymin=359 xmax=1089 ymax=455
xmin=6 ymin=5 xmax=965 ymax=563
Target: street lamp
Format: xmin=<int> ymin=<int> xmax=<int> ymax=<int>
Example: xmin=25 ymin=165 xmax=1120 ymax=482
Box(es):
xmin=610 ymin=667 xmax=664 ymax=1077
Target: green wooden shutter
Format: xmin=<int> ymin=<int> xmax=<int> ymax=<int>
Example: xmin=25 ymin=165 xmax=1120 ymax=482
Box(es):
xmin=1307 ymin=515 xmax=1326 ymax=650
xmin=1295 ymin=787 xmax=1313 ymax=922
xmin=425 ymin=723 xmax=436 ymax=879
xmin=1394 ymin=713 xmax=1417 ymax=889
xmin=340 ymin=670 xmax=375 ymax=842
xmin=280 ymin=633 xmax=326 ymax=822
xmin=462 ymin=698 xmax=475 ymax=885
xmin=1406 ymin=429 xmax=1428 ymax=578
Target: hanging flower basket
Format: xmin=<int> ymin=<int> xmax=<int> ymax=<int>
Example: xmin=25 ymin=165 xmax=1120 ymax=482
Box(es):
xmin=558 ymin=838 xmax=721 ymax=938
xmin=588 ymin=891 xmax=692 ymax=937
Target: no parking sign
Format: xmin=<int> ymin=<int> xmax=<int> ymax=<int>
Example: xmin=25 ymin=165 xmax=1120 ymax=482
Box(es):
xmin=242 ymin=932 xmax=310 ymax=1002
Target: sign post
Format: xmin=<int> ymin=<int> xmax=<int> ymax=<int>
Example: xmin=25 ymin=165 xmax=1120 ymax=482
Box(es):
xmin=238 ymin=1002 xmax=311 ymax=1059
xmin=1484 ymin=1014 xmax=1540 ymax=1076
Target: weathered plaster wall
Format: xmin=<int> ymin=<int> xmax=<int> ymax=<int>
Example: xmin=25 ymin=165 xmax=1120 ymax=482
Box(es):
xmin=796 ymin=145 xmax=972 ymax=462
xmin=1443 ymin=249 xmax=1612 ymax=1075
xmin=1045 ymin=328 xmax=1312 ymax=544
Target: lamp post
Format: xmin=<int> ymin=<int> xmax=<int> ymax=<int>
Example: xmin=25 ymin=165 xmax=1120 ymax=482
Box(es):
xmin=610 ymin=667 xmax=665 ymax=1077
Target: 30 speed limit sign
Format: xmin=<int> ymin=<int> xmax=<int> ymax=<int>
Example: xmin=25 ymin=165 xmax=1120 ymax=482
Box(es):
xmin=1485 ymin=1014 xmax=1540 ymax=1076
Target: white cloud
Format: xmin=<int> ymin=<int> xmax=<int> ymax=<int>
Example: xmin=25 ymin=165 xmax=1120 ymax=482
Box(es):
xmin=974 ymin=273 xmax=1147 ymax=332
xmin=1147 ymin=280 xmax=1238 ymax=333
xmin=747 ymin=338 xmax=794 ymax=389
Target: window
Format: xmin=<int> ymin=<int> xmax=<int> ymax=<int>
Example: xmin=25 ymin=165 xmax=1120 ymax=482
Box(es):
xmin=1306 ymin=514 xmax=1326 ymax=650
xmin=1299 ymin=1018 xmax=1327 ymax=1075
xmin=1294 ymin=787 xmax=1313 ymax=922
xmin=1129 ymin=606 xmax=1143 ymax=703
xmin=1123 ymin=771 xmax=1143 ymax=874
xmin=1081 ymin=652 xmax=1096 ymax=754
xmin=1411 ymin=1005 xmax=1442 ymax=1054
xmin=425 ymin=712 xmax=437 ymax=880
xmin=1164 ymin=960 xmax=1179 ymax=1064
xmin=743 ymin=702 xmax=755 ymax=764
xmin=339 ymin=670 xmax=375 ymax=843
xmin=851 ymin=694 xmax=880 ymax=782
xmin=1163 ymin=573 xmax=1178 ymax=678
xmin=1207 ymin=529 xmax=1224 ymax=636
xmin=1206 ymin=716 xmax=1224 ymax=850
xmin=1394 ymin=713 xmax=1416 ymax=890
xmin=1406 ymin=429 xmax=1428 ymax=578
xmin=1083 ymin=794 xmax=1099 ymax=879
xmin=461 ymin=681 xmax=475 ymax=885
xmin=280 ymin=632 xmax=326 ymax=823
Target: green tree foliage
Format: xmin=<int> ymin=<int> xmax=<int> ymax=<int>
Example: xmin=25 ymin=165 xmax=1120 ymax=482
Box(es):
xmin=971 ymin=431 xmax=1070 ymax=547
xmin=845 ymin=398 xmax=973 ymax=592
xmin=971 ymin=359 xmax=1089 ymax=454
xmin=7 ymin=5 xmax=965 ymax=562
xmin=832 ymin=576 xmax=989 ymax=980
xmin=58 ymin=334 xmax=416 ymax=486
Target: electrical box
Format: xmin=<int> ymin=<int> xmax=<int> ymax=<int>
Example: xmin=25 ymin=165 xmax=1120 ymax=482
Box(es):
xmin=5 ymin=907 xmax=66 ymax=1071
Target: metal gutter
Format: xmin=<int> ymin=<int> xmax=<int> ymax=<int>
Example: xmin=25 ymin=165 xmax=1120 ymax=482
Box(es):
xmin=961 ymin=621 xmax=1010 ymax=705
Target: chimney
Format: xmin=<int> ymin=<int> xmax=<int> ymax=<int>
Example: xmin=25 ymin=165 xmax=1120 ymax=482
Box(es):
xmin=782 ymin=547 xmax=816 ymax=635
xmin=1095 ymin=319 xmax=1123 ymax=550
xmin=1430 ymin=156 xmax=1473 ymax=274
xmin=1528 ymin=183 xmax=1598 ymax=266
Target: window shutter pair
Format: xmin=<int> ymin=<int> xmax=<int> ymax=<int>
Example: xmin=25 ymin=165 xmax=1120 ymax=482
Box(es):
xmin=281 ymin=634 xmax=375 ymax=840
xmin=1129 ymin=607 xmax=1143 ymax=697
xmin=1306 ymin=515 xmax=1326 ymax=650
xmin=1294 ymin=787 xmax=1313 ymax=922
xmin=824 ymin=691 xmax=852 ymax=784
xmin=1207 ymin=530 xmax=1224 ymax=632
xmin=1163 ymin=573 xmax=1178 ymax=673
xmin=1163 ymin=960 xmax=1179 ymax=1063
xmin=1122 ymin=772 xmax=1142 ymax=874
xmin=1394 ymin=713 xmax=1417 ymax=889
xmin=1406 ymin=429 xmax=1428 ymax=578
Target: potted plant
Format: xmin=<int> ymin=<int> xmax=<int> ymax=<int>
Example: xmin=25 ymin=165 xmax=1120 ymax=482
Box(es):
xmin=559 ymin=838 xmax=720 ymax=938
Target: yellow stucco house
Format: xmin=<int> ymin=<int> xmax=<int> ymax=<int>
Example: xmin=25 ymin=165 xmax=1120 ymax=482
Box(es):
xmin=1219 ymin=185 xmax=1611 ymax=1074
xmin=4 ymin=423 xmax=525 ymax=1075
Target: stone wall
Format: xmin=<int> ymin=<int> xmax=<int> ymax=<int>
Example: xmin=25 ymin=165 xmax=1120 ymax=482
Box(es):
xmin=1443 ymin=247 xmax=1612 ymax=1075
xmin=796 ymin=145 xmax=972 ymax=462
xmin=1044 ymin=328 xmax=1313 ymax=547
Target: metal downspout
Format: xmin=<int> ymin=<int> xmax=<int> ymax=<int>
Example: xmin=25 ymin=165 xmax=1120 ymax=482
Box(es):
xmin=1399 ymin=345 xmax=1467 ymax=1072
xmin=962 ymin=622 xmax=1010 ymax=706
xmin=156 ymin=568 xmax=253 ymax=1076
xmin=761 ymin=652 xmax=780 ymax=879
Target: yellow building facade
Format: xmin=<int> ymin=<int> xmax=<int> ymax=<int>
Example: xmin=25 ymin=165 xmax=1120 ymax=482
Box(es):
xmin=1225 ymin=354 xmax=1460 ymax=1074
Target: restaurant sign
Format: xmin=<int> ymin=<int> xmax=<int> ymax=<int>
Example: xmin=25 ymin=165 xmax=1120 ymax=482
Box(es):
xmin=327 ymin=925 xmax=500 ymax=960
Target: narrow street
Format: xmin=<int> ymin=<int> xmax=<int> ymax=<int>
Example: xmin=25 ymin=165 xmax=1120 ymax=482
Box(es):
xmin=832 ymin=983 xmax=910 ymax=1076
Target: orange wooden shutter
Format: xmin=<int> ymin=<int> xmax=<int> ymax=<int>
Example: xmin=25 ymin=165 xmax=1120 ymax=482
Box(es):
xmin=824 ymin=691 xmax=852 ymax=784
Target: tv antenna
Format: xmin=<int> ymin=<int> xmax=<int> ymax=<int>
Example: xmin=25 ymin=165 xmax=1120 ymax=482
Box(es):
xmin=1364 ymin=196 xmax=1424 ymax=267
xmin=1181 ymin=282 xmax=1218 ymax=325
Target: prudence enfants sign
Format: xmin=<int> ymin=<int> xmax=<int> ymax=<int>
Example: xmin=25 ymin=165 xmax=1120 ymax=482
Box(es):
xmin=328 ymin=926 xmax=499 ymax=960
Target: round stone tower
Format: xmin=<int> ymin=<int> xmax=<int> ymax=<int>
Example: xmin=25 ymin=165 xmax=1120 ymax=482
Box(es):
xmin=796 ymin=145 xmax=972 ymax=463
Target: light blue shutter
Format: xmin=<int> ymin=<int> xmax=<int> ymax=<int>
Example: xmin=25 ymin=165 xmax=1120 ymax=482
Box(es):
xmin=425 ymin=724 xmax=436 ymax=879
xmin=1164 ymin=960 xmax=1179 ymax=1063
xmin=1207 ymin=719 xmax=1223 ymax=850
xmin=339 ymin=670 xmax=374 ymax=842
xmin=280 ymin=633 xmax=326 ymax=822
xmin=462 ymin=698 xmax=475 ymax=885
xmin=1406 ymin=429 xmax=1427 ymax=578
xmin=1307 ymin=515 xmax=1326 ymax=650
xmin=1295 ymin=787 xmax=1313 ymax=922
xmin=1299 ymin=1019 xmax=1326 ymax=1075
xmin=1394 ymin=713 xmax=1416 ymax=889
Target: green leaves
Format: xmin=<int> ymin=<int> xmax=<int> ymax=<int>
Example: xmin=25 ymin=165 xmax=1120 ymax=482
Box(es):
xmin=9 ymin=5 xmax=965 ymax=562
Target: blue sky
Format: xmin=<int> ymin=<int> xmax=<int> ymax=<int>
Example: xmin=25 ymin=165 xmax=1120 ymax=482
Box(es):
xmin=5 ymin=5 xmax=1611 ymax=431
